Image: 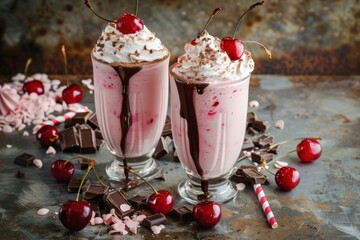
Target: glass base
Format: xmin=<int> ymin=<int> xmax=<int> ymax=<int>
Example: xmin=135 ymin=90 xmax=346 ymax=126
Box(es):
xmin=105 ymin=154 xmax=163 ymax=181
xmin=178 ymin=175 xmax=238 ymax=204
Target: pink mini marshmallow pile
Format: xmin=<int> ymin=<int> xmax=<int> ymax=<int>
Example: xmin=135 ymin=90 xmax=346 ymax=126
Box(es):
xmin=0 ymin=73 xmax=89 ymax=133
xmin=89 ymin=207 xmax=164 ymax=235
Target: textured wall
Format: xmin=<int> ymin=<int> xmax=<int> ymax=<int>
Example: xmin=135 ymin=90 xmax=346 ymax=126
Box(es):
xmin=0 ymin=0 xmax=359 ymax=76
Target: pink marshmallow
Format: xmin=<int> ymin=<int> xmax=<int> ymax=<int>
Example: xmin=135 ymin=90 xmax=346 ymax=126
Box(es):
xmin=120 ymin=203 xmax=131 ymax=212
xmin=37 ymin=208 xmax=50 ymax=216
xmin=33 ymin=159 xmax=43 ymax=168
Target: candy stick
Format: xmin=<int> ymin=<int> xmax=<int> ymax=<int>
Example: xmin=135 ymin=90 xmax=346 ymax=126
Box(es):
xmin=253 ymin=183 xmax=278 ymax=229
xmin=40 ymin=111 xmax=76 ymax=126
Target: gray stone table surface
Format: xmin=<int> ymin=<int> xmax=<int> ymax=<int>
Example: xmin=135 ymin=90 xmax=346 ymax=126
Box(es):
xmin=0 ymin=75 xmax=359 ymax=239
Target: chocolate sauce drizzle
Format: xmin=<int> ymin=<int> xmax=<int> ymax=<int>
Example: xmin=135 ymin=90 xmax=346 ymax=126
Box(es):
xmin=113 ymin=66 xmax=142 ymax=179
xmin=174 ymin=79 xmax=210 ymax=198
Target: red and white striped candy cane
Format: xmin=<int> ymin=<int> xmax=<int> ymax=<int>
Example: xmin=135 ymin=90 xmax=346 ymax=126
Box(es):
xmin=40 ymin=111 xmax=76 ymax=126
xmin=253 ymin=183 xmax=278 ymax=229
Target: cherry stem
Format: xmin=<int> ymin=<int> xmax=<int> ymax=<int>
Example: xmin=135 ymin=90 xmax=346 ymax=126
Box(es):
xmin=24 ymin=58 xmax=32 ymax=79
xmin=63 ymin=159 xmax=70 ymax=167
xmin=268 ymin=136 xmax=322 ymax=150
xmin=266 ymin=149 xmax=297 ymax=166
xmin=84 ymin=0 xmax=116 ymax=23
xmin=232 ymin=1 xmax=264 ymax=38
xmin=243 ymin=40 xmax=272 ymax=58
xmin=135 ymin=0 xmax=139 ymax=16
xmin=61 ymin=45 xmax=69 ymax=86
xmin=76 ymin=164 xmax=93 ymax=202
xmin=126 ymin=168 xmax=159 ymax=195
xmin=198 ymin=8 xmax=221 ymax=38
xmin=264 ymin=167 xmax=276 ymax=176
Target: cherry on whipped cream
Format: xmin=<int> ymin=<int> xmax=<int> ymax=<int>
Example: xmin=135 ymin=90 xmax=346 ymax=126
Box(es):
xmin=220 ymin=37 xmax=245 ymax=61
xmin=116 ymin=13 xmax=144 ymax=34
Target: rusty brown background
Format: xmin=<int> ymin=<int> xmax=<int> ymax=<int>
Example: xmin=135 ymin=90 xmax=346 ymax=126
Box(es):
xmin=0 ymin=0 xmax=359 ymax=76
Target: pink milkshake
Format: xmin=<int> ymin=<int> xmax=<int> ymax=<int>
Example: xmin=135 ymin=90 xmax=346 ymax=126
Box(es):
xmin=170 ymin=31 xmax=254 ymax=203
xmin=92 ymin=21 xmax=169 ymax=181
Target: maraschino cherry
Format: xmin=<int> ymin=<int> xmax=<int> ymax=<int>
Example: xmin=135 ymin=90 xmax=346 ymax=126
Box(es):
xmin=85 ymin=0 xmax=144 ymax=34
xmin=220 ymin=1 xmax=271 ymax=61
xmin=190 ymin=8 xmax=221 ymax=45
xmin=275 ymin=166 xmax=300 ymax=191
xmin=36 ymin=125 xmax=59 ymax=146
xmin=193 ymin=201 xmax=222 ymax=229
xmin=297 ymin=139 xmax=322 ymax=163
xmin=22 ymin=58 xmax=45 ymax=95
xmin=51 ymin=159 xmax=75 ymax=182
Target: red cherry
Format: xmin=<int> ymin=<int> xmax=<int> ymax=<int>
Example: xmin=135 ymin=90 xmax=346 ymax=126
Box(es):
xmin=275 ymin=166 xmax=300 ymax=191
xmin=220 ymin=36 xmax=244 ymax=61
xmin=296 ymin=139 xmax=322 ymax=163
xmin=116 ymin=13 xmax=144 ymax=34
xmin=59 ymin=200 xmax=92 ymax=232
xmin=190 ymin=38 xmax=198 ymax=45
xmin=36 ymin=125 xmax=59 ymax=146
xmin=147 ymin=190 xmax=174 ymax=215
xmin=23 ymin=80 xmax=44 ymax=95
xmin=62 ymin=84 xmax=82 ymax=104
xmin=193 ymin=201 xmax=222 ymax=229
xmin=51 ymin=160 xmax=75 ymax=182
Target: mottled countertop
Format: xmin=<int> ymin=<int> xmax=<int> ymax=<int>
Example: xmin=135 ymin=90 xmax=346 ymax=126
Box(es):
xmin=0 ymin=75 xmax=359 ymax=239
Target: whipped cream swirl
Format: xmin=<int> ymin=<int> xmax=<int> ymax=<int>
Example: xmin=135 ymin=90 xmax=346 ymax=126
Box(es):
xmin=171 ymin=31 xmax=254 ymax=82
xmin=93 ymin=22 xmax=169 ymax=64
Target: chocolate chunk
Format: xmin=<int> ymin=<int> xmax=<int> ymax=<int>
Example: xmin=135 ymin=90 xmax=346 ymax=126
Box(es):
xmin=75 ymin=123 xmax=91 ymax=131
xmin=77 ymin=157 xmax=89 ymax=170
xmin=72 ymin=112 xmax=91 ymax=125
xmin=170 ymin=205 xmax=193 ymax=222
xmin=96 ymin=139 xmax=104 ymax=150
xmin=247 ymin=112 xmax=257 ymax=127
xmin=153 ymin=137 xmax=169 ymax=159
xmin=128 ymin=195 xmax=148 ymax=209
xmin=121 ymin=179 xmax=142 ymax=192
xmin=251 ymin=152 xmax=274 ymax=164
xmin=247 ymin=127 xmax=259 ymax=136
xmin=59 ymin=127 xmax=80 ymax=152
xmin=103 ymin=189 xmax=134 ymax=218
xmin=83 ymin=183 xmax=109 ymax=200
xmin=15 ymin=170 xmax=25 ymax=178
xmin=67 ymin=178 xmax=90 ymax=193
xmin=87 ymin=113 xmax=99 ymax=129
xmin=88 ymin=200 xmax=101 ymax=217
xmin=253 ymin=134 xmax=273 ymax=148
xmin=162 ymin=116 xmax=172 ymax=137
xmin=267 ymin=144 xmax=280 ymax=154
xmin=231 ymin=166 xmax=269 ymax=185
xmin=252 ymin=120 xmax=270 ymax=132
xmin=238 ymin=151 xmax=247 ymax=161
xmin=64 ymin=118 xmax=74 ymax=128
xmin=14 ymin=153 xmax=35 ymax=167
xmin=79 ymin=128 xmax=96 ymax=153
xmin=94 ymin=129 xmax=103 ymax=140
xmin=141 ymin=213 xmax=167 ymax=229
xmin=242 ymin=138 xmax=254 ymax=151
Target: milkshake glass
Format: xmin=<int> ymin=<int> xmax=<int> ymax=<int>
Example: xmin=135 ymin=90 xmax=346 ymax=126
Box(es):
xmin=170 ymin=31 xmax=254 ymax=203
xmin=92 ymin=22 xmax=170 ymax=181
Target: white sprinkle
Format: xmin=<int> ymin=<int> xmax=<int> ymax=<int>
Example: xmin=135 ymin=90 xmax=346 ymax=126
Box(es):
xmin=46 ymin=146 xmax=56 ymax=155
xmin=33 ymin=159 xmax=43 ymax=168
xmin=89 ymin=90 xmax=94 ymax=94
xmin=2 ymin=125 xmax=13 ymax=133
xmin=249 ymin=100 xmax=259 ymax=108
xmin=6 ymin=144 xmax=12 ymax=148
xmin=151 ymin=225 xmax=164 ymax=235
xmin=23 ymin=131 xmax=29 ymax=136
xmin=275 ymin=120 xmax=285 ymax=130
xmin=236 ymin=183 xmax=246 ymax=191
xmin=37 ymin=208 xmax=50 ymax=216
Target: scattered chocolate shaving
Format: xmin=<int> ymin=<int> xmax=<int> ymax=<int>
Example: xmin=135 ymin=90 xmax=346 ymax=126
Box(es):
xmin=15 ymin=170 xmax=25 ymax=178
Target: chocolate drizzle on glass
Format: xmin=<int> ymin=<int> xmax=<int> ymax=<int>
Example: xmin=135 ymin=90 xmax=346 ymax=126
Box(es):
xmin=113 ymin=66 xmax=142 ymax=179
xmin=174 ymin=78 xmax=210 ymax=198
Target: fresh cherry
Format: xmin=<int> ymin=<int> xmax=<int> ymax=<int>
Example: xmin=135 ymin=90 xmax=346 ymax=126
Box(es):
xmin=116 ymin=13 xmax=144 ymax=34
xmin=275 ymin=166 xmax=300 ymax=191
xmin=62 ymin=84 xmax=83 ymax=104
xmin=220 ymin=37 xmax=244 ymax=61
xmin=59 ymin=200 xmax=92 ymax=232
xmin=51 ymin=160 xmax=75 ymax=182
xmin=190 ymin=38 xmax=197 ymax=45
xmin=297 ymin=139 xmax=322 ymax=163
xmin=23 ymin=80 xmax=44 ymax=95
xmin=193 ymin=201 xmax=222 ymax=229
xmin=36 ymin=125 xmax=59 ymax=146
xmin=148 ymin=190 xmax=174 ymax=215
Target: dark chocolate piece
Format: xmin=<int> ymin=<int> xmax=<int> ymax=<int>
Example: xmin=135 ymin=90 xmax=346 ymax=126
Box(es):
xmin=267 ymin=144 xmax=280 ymax=154
xmin=121 ymin=179 xmax=143 ymax=192
xmin=75 ymin=123 xmax=91 ymax=131
xmin=128 ymin=195 xmax=147 ymax=209
xmin=251 ymin=152 xmax=274 ymax=164
xmin=83 ymin=183 xmax=109 ymax=200
xmin=14 ymin=153 xmax=35 ymax=167
xmin=238 ymin=151 xmax=247 ymax=161
xmin=78 ymin=157 xmax=89 ymax=170
xmin=141 ymin=213 xmax=167 ymax=229
xmin=79 ymin=128 xmax=96 ymax=153
xmin=252 ymin=120 xmax=270 ymax=132
xmin=88 ymin=200 xmax=101 ymax=217
xmin=64 ymin=118 xmax=74 ymax=128
xmin=247 ymin=112 xmax=257 ymax=127
xmin=170 ymin=205 xmax=193 ymax=222
xmin=87 ymin=113 xmax=99 ymax=129
xmin=231 ymin=166 xmax=269 ymax=185
xmin=247 ymin=127 xmax=259 ymax=136
xmin=153 ymin=136 xmax=169 ymax=159
xmin=242 ymin=138 xmax=255 ymax=151
xmin=162 ymin=116 xmax=172 ymax=137
xmin=96 ymin=139 xmax=104 ymax=150
xmin=94 ymin=129 xmax=103 ymax=140
xmin=253 ymin=134 xmax=274 ymax=148
xmin=59 ymin=127 xmax=80 ymax=152
xmin=103 ymin=189 xmax=134 ymax=218
xmin=67 ymin=178 xmax=90 ymax=193
xmin=15 ymin=170 xmax=25 ymax=178
xmin=72 ymin=112 xmax=91 ymax=125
